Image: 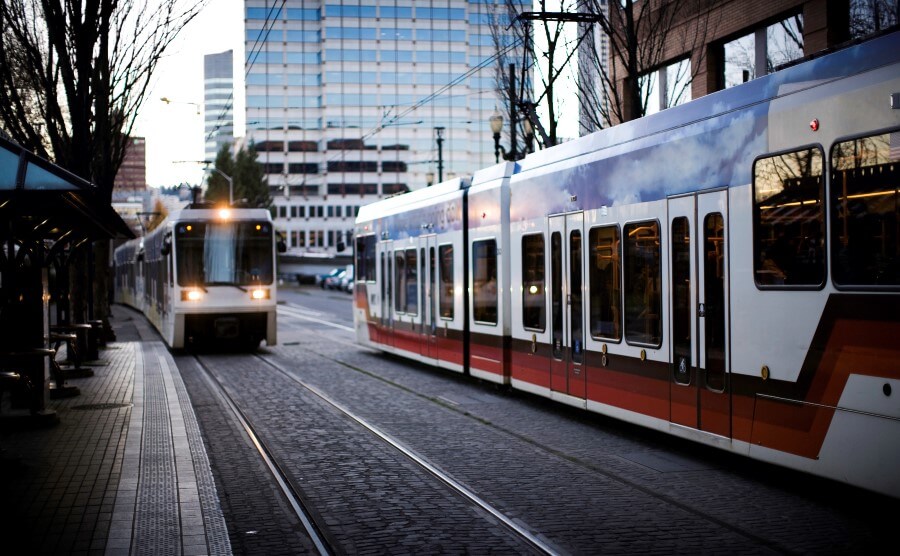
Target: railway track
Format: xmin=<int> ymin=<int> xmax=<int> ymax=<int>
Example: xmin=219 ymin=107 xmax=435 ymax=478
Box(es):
xmin=192 ymin=350 xmax=557 ymax=555
xmin=272 ymin=307 xmax=875 ymax=554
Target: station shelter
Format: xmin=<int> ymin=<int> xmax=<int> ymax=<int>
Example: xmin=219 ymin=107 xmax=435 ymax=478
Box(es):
xmin=0 ymin=135 xmax=134 ymax=423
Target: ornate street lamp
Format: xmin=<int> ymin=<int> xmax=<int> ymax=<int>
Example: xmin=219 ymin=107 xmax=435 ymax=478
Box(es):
xmin=490 ymin=108 xmax=505 ymax=163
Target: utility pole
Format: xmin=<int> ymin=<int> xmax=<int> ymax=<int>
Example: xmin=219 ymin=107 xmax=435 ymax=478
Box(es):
xmin=508 ymin=64 xmax=517 ymax=161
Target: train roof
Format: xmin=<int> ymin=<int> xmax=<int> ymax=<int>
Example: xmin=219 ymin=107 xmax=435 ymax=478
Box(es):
xmin=356 ymin=176 xmax=469 ymax=224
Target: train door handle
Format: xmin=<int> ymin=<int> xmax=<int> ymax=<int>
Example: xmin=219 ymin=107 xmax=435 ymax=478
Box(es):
xmin=531 ymin=333 xmax=537 ymax=354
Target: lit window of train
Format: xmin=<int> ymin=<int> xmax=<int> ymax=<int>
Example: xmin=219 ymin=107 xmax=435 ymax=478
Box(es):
xmin=522 ymin=234 xmax=546 ymax=331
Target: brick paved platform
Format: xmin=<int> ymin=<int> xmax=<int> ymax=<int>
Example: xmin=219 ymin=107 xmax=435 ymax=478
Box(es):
xmin=0 ymin=305 xmax=231 ymax=555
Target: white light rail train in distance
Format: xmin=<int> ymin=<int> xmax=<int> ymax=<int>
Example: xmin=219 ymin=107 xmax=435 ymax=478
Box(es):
xmin=353 ymin=30 xmax=900 ymax=499
xmin=114 ymin=203 xmax=285 ymax=350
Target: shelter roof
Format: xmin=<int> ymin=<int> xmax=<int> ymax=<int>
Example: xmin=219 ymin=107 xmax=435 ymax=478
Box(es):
xmin=0 ymin=136 xmax=135 ymax=245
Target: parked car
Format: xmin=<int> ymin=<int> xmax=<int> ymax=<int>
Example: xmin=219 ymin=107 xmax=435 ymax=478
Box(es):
xmin=340 ymin=273 xmax=354 ymax=293
xmin=315 ymin=268 xmax=341 ymax=288
xmin=324 ymin=269 xmax=346 ymax=290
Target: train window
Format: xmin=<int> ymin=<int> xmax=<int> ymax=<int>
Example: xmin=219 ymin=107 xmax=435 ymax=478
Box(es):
xmin=175 ymin=221 xmax=274 ymax=286
xmin=438 ymin=245 xmax=454 ymax=319
xmin=394 ymin=251 xmax=405 ymax=313
xmin=671 ymin=218 xmax=691 ymax=385
xmin=472 ymin=239 xmax=498 ymax=324
xmin=589 ymin=226 xmax=621 ymax=341
xmin=753 ymin=147 xmax=825 ymax=288
xmin=406 ymin=248 xmax=418 ymax=316
xmin=623 ymin=221 xmax=661 ymax=346
xmin=830 ymin=131 xmax=900 ymax=287
xmin=551 ymin=232 xmax=563 ymax=359
xmin=522 ymin=234 xmax=546 ymax=331
xmin=704 ymin=214 xmax=726 ymax=391
xmin=355 ymin=236 xmax=366 ymax=280
xmin=355 ymin=235 xmax=376 ymax=281
xmin=570 ymin=229 xmax=584 ymax=364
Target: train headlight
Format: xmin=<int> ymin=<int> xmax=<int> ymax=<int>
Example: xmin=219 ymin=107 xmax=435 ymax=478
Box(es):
xmin=218 ymin=208 xmax=231 ymax=220
xmin=182 ymin=289 xmax=203 ymax=302
xmin=250 ymin=288 xmax=270 ymax=300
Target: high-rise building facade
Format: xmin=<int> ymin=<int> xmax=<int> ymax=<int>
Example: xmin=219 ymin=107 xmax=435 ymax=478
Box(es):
xmin=244 ymin=1 xmax=527 ymax=253
xmin=113 ymin=136 xmax=148 ymax=194
xmin=204 ymin=50 xmax=235 ymax=163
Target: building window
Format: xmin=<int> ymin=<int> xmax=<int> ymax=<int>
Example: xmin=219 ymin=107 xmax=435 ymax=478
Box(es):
xmin=288 ymin=141 xmax=318 ymax=152
xmin=641 ymin=58 xmax=691 ymax=116
xmin=724 ymin=15 xmax=804 ymax=89
xmin=382 ymin=184 xmax=408 ymax=195
xmin=327 ymin=161 xmax=378 ymax=173
xmin=382 ymin=161 xmax=408 ymax=172
xmin=288 ymin=163 xmax=319 ymax=175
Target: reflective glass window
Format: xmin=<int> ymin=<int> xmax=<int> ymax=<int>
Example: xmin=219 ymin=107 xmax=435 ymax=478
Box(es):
xmin=286 ymin=30 xmax=320 ymax=42
xmin=406 ymin=248 xmax=418 ymax=316
xmin=623 ymin=221 xmax=661 ymax=346
xmin=753 ymin=147 xmax=825 ymax=287
xmin=589 ymin=226 xmax=621 ymax=340
xmin=472 ymin=239 xmax=498 ymax=324
xmin=286 ymin=8 xmax=320 ymax=20
xmin=830 ymin=131 xmax=900 ymax=286
xmin=522 ymin=234 xmax=545 ymax=331
xmin=381 ymin=7 xmax=412 ymax=18
xmin=439 ymin=245 xmax=454 ymax=318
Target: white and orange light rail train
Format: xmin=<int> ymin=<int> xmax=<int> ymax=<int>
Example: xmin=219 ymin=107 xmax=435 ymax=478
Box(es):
xmin=115 ymin=205 xmax=282 ymax=350
xmin=354 ymin=30 xmax=900 ymax=498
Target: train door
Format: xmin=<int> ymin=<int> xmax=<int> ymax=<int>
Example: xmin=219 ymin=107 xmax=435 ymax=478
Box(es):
xmin=668 ymin=190 xmax=730 ymax=437
xmin=379 ymin=240 xmax=393 ymax=347
xmin=421 ymin=235 xmax=438 ymax=360
xmin=548 ymin=212 xmax=587 ymax=400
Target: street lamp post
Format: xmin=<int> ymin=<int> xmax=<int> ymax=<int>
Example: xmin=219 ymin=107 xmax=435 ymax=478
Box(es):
xmin=160 ymin=96 xmax=200 ymax=114
xmin=490 ymin=64 xmax=520 ymax=163
xmin=434 ymin=126 xmax=445 ymax=184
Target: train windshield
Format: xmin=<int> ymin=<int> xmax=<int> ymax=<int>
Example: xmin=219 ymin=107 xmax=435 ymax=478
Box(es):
xmin=175 ymin=220 xmax=274 ymax=286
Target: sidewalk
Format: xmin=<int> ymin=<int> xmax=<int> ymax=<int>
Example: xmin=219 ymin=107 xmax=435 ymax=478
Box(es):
xmin=0 ymin=305 xmax=231 ymax=555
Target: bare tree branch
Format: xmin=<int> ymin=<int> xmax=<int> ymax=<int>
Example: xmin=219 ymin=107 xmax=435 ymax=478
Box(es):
xmin=0 ymin=0 xmax=206 ymax=199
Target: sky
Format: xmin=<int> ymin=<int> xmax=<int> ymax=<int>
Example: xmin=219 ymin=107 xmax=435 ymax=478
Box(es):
xmin=133 ymin=0 xmax=244 ymax=188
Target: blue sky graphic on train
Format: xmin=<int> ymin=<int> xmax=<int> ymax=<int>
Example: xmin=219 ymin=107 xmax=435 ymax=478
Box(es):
xmin=509 ymin=30 xmax=899 ymax=220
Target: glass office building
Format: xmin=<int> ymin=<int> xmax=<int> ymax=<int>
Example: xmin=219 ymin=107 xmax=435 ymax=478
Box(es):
xmin=244 ymin=0 xmax=527 ymax=253
xmin=204 ymin=50 xmax=235 ymax=163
